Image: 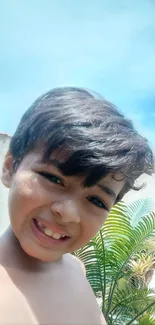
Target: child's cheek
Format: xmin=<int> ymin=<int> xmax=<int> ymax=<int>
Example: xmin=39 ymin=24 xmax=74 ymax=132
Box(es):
xmin=9 ymin=171 xmax=51 ymax=213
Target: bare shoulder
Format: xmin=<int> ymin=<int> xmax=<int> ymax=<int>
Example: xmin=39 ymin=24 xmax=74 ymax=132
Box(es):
xmin=62 ymin=254 xmax=107 ymax=324
xmin=65 ymin=253 xmax=86 ymax=274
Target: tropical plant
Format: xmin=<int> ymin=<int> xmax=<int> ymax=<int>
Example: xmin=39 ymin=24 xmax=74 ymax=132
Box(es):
xmin=137 ymin=313 xmax=155 ymax=325
xmin=74 ymin=199 xmax=155 ymax=324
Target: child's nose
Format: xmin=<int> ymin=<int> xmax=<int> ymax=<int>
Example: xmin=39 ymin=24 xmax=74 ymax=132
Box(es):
xmin=50 ymin=199 xmax=81 ymax=223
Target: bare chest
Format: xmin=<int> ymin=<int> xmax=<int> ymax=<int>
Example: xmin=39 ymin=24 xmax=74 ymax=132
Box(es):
xmin=0 ymin=265 xmax=101 ymax=325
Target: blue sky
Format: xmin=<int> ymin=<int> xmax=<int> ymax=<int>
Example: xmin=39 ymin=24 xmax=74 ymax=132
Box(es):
xmin=0 ymin=0 xmax=155 ymax=150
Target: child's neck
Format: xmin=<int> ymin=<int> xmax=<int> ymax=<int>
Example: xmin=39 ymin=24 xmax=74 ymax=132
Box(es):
xmin=0 ymin=227 xmax=58 ymax=272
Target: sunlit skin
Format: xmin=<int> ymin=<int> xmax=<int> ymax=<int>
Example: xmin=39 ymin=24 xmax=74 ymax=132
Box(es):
xmin=0 ymin=149 xmax=126 ymax=325
xmin=2 ymin=150 xmax=126 ymax=263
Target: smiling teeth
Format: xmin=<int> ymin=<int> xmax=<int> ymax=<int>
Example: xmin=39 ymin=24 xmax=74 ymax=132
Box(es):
xmin=35 ymin=219 xmax=66 ymax=239
xmin=43 ymin=227 xmax=63 ymax=239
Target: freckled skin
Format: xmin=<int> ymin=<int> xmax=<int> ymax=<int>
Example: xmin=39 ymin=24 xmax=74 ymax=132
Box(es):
xmin=0 ymin=151 xmax=125 ymax=325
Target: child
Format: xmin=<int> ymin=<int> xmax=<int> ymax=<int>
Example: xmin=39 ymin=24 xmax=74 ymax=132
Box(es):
xmin=0 ymin=87 xmax=154 ymax=325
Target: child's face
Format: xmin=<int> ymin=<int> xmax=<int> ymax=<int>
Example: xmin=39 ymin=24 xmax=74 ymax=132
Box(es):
xmin=2 ymin=150 xmax=125 ymax=262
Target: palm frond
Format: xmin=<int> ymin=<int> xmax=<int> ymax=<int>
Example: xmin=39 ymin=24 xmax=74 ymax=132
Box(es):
xmin=138 ymin=313 xmax=155 ymax=325
xmin=126 ymin=198 xmax=155 ymax=226
xmin=74 ymin=198 xmax=155 ymax=324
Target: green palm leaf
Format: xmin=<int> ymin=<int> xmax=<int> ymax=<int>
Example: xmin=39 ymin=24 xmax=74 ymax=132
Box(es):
xmin=127 ymin=198 xmax=154 ymax=226
xmin=138 ymin=313 xmax=155 ymax=325
xmin=74 ymin=198 xmax=155 ymax=324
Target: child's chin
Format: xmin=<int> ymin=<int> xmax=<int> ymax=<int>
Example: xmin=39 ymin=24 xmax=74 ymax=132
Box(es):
xmin=21 ymin=243 xmax=63 ymax=262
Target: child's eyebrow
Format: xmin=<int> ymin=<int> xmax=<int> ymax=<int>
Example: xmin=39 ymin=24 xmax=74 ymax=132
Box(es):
xmin=97 ymin=184 xmax=117 ymax=202
xmin=37 ymin=158 xmax=61 ymax=168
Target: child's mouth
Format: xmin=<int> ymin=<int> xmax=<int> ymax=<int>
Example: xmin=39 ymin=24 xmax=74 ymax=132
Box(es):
xmin=32 ymin=218 xmax=70 ymax=245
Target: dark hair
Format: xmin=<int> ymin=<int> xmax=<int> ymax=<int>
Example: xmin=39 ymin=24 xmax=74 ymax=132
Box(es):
xmin=9 ymin=87 xmax=154 ymax=198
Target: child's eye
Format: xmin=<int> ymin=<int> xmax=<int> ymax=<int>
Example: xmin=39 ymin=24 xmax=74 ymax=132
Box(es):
xmin=38 ymin=172 xmax=63 ymax=186
xmin=87 ymin=196 xmax=109 ymax=211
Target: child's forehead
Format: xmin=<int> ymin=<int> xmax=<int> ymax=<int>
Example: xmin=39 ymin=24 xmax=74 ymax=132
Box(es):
xmin=33 ymin=145 xmax=72 ymax=163
xmin=18 ymin=148 xmax=70 ymax=169
xmin=47 ymin=147 xmax=71 ymax=163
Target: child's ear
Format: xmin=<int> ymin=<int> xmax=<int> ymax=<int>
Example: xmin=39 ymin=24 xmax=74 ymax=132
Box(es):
xmin=1 ymin=151 xmax=14 ymax=188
